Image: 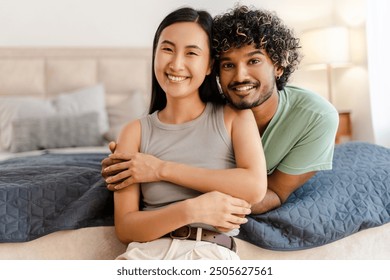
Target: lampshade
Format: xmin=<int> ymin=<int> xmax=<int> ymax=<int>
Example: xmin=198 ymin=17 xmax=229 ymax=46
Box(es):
xmin=301 ymin=26 xmax=350 ymax=67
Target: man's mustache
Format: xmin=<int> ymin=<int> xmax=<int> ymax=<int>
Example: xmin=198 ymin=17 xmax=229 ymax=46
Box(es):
xmin=228 ymin=81 xmax=259 ymax=89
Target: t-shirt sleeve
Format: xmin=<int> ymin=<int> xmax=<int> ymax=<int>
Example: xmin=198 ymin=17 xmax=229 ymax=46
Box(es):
xmin=276 ymin=110 xmax=339 ymax=175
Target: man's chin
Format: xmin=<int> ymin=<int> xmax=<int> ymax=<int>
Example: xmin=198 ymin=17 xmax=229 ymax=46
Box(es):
xmin=229 ymin=100 xmax=259 ymax=110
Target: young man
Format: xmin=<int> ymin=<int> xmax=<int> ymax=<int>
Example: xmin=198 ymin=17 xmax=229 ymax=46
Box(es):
xmin=102 ymin=5 xmax=338 ymax=215
xmin=211 ymin=5 xmax=338 ymax=213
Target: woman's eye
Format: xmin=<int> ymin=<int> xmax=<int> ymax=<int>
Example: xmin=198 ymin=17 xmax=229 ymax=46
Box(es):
xmin=187 ymin=51 xmax=199 ymax=56
xmin=162 ymin=47 xmax=173 ymax=52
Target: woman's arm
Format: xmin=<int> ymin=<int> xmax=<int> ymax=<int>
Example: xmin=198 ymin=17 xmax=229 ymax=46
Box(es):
xmin=107 ymin=107 xmax=267 ymax=205
xmin=114 ymin=120 xmax=251 ymax=243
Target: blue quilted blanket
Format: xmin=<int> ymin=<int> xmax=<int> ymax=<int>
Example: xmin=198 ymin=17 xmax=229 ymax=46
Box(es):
xmin=0 ymin=152 xmax=113 ymax=242
xmin=1 ymin=142 xmax=389 ymax=249
xmin=238 ymin=142 xmax=390 ymax=250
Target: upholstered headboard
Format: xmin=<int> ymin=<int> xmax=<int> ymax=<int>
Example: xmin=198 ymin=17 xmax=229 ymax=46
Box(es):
xmin=0 ymin=48 xmax=153 ymax=144
xmin=0 ymin=48 xmax=152 ymax=98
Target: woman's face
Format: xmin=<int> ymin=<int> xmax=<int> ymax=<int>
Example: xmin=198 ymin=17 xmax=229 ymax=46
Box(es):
xmin=154 ymin=22 xmax=211 ymax=101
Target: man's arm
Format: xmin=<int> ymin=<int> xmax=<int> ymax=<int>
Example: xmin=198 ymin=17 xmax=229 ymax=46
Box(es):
xmin=103 ymin=109 xmax=267 ymax=205
xmin=250 ymin=169 xmax=316 ymax=214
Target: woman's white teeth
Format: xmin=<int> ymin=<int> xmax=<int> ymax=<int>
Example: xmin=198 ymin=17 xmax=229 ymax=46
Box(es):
xmin=168 ymin=75 xmax=186 ymax=82
xmin=236 ymin=85 xmax=254 ymax=91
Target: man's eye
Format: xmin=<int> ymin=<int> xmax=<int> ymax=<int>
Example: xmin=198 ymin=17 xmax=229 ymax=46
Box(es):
xmin=222 ymin=63 xmax=233 ymax=69
xmin=250 ymin=59 xmax=261 ymax=65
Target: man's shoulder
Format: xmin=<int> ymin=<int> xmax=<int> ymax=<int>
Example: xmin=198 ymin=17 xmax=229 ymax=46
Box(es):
xmin=282 ymin=85 xmax=337 ymax=115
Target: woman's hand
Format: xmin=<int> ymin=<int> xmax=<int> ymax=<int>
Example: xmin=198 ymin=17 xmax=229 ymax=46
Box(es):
xmin=104 ymin=152 xmax=165 ymax=190
xmin=187 ymin=191 xmax=251 ymax=232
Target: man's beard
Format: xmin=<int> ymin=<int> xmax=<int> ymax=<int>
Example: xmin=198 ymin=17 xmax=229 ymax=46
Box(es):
xmin=225 ymin=83 xmax=275 ymax=110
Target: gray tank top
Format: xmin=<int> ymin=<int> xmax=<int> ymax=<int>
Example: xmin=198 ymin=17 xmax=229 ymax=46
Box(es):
xmin=139 ymin=103 xmax=238 ymax=234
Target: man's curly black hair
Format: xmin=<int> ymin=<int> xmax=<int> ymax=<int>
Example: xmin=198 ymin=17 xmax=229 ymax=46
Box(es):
xmin=212 ymin=5 xmax=302 ymax=90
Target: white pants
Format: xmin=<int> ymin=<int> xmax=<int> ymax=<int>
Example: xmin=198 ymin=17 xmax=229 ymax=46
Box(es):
xmin=116 ymin=237 xmax=240 ymax=260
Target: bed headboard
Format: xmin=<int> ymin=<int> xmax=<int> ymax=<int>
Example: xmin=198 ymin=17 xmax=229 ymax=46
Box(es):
xmin=0 ymin=47 xmax=153 ymax=143
xmin=0 ymin=47 xmax=152 ymax=99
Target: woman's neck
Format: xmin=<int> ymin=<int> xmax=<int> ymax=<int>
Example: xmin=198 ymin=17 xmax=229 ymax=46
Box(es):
xmin=158 ymin=96 xmax=206 ymax=124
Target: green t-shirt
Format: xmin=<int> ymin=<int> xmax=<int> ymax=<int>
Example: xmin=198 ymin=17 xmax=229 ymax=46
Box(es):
xmin=262 ymin=85 xmax=339 ymax=175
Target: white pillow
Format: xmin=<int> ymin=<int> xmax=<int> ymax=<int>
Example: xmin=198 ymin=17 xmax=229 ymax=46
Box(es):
xmin=54 ymin=84 xmax=109 ymax=135
xmin=0 ymin=84 xmax=109 ymax=151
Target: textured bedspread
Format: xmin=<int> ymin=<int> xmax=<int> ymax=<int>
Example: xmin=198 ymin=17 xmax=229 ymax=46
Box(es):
xmin=0 ymin=152 xmax=113 ymax=242
xmin=238 ymin=142 xmax=390 ymax=250
xmin=1 ymin=142 xmax=389 ymax=249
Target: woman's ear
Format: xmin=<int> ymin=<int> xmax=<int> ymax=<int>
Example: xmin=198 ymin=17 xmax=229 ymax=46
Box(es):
xmin=206 ymin=58 xmax=214 ymax=75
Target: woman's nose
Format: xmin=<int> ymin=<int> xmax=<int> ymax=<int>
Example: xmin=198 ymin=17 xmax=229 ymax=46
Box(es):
xmin=169 ymin=54 xmax=185 ymax=71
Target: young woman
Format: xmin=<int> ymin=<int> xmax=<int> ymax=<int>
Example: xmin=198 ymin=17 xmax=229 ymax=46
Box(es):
xmin=112 ymin=7 xmax=267 ymax=260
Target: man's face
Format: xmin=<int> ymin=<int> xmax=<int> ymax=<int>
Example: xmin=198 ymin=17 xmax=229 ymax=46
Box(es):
xmin=218 ymin=43 xmax=281 ymax=110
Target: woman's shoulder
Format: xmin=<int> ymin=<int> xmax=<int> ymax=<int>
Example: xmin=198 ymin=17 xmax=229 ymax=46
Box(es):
xmin=222 ymin=104 xmax=255 ymax=136
xmin=119 ymin=119 xmax=142 ymax=139
xmin=223 ymin=104 xmax=254 ymax=120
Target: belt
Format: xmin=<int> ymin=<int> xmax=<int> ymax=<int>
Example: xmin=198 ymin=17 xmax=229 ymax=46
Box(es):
xmin=164 ymin=225 xmax=237 ymax=252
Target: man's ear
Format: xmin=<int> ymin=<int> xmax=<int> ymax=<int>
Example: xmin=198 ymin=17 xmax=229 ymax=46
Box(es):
xmin=275 ymin=66 xmax=284 ymax=79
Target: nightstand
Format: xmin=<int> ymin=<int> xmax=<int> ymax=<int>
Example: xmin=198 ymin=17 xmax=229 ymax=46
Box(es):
xmin=336 ymin=111 xmax=352 ymax=144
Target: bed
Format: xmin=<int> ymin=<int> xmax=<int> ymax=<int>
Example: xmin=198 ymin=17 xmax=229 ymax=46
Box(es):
xmin=0 ymin=48 xmax=389 ymax=260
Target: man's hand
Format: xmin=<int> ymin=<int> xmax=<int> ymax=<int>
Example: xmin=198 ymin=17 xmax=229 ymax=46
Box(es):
xmin=101 ymin=141 xmax=119 ymax=177
xmin=104 ymin=152 xmax=164 ymax=190
xmin=101 ymin=141 xmax=128 ymax=191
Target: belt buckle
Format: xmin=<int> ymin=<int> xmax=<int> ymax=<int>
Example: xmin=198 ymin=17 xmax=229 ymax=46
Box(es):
xmin=170 ymin=225 xmax=191 ymax=240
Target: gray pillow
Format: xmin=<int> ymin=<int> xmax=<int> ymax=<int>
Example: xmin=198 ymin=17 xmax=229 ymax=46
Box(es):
xmin=10 ymin=112 xmax=104 ymax=152
xmin=0 ymin=84 xmax=108 ymax=151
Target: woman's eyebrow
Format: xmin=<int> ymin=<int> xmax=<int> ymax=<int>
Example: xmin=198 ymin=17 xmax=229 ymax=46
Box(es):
xmin=160 ymin=40 xmax=203 ymax=51
xmin=160 ymin=40 xmax=175 ymax=46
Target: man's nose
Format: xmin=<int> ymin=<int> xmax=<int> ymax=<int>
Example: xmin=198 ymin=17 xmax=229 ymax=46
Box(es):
xmin=233 ymin=64 xmax=249 ymax=81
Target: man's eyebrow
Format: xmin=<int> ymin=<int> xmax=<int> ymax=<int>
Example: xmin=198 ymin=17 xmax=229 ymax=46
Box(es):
xmin=160 ymin=40 xmax=203 ymax=51
xmin=248 ymin=50 xmax=265 ymax=56
xmin=219 ymin=49 xmax=265 ymax=61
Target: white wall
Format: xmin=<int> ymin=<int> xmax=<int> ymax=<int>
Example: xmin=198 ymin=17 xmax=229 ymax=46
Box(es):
xmin=366 ymin=0 xmax=390 ymax=147
xmin=0 ymin=0 xmax=333 ymax=47
xmin=0 ymin=0 xmax=385 ymax=145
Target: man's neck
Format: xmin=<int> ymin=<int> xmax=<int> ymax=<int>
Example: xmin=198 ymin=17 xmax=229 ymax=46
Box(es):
xmin=251 ymin=91 xmax=279 ymax=136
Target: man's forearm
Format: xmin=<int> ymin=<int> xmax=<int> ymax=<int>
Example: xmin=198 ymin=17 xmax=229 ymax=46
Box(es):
xmin=250 ymin=189 xmax=281 ymax=214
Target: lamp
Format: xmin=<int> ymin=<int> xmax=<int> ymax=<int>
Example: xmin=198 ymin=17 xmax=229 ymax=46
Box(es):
xmin=300 ymin=26 xmax=351 ymax=104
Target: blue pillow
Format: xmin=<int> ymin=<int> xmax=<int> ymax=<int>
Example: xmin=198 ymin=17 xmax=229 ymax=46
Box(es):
xmin=238 ymin=142 xmax=390 ymax=250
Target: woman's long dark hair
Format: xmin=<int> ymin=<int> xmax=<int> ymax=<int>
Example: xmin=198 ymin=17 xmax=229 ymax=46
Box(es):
xmin=149 ymin=7 xmax=224 ymax=114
